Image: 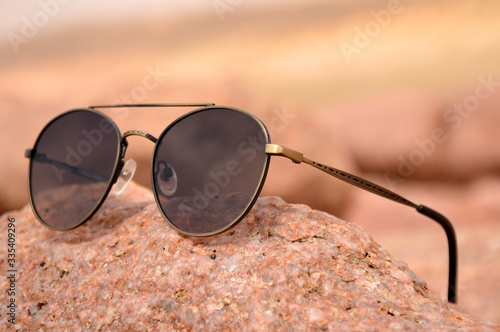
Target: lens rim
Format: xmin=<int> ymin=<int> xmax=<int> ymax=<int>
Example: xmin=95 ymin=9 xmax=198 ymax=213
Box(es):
xmin=27 ymin=108 xmax=123 ymax=231
xmin=151 ymin=105 xmax=272 ymax=237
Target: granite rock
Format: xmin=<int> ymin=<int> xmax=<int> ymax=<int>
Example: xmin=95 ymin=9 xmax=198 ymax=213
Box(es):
xmin=0 ymin=182 xmax=497 ymax=331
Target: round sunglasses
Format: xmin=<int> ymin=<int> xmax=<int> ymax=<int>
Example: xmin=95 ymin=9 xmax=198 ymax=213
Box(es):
xmin=25 ymin=103 xmax=457 ymax=303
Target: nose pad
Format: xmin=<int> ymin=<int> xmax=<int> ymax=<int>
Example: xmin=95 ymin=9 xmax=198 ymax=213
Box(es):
xmin=113 ymin=159 xmax=137 ymax=195
xmin=156 ymin=161 xmax=178 ymax=196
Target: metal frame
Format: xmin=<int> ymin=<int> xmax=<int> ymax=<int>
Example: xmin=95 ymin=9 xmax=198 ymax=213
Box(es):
xmin=265 ymin=143 xmax=457 ymax=303
xmin=25 ymin=103 xmax=457 ymax=303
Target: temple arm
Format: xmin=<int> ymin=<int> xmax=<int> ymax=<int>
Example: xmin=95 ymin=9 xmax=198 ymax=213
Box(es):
xmin=24 ymin=149 xmax=108 ymax=182
xmin=266 ymin=144 xmax=457 ymax=303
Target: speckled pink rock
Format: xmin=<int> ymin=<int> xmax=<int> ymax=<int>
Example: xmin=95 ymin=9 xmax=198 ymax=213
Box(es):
xmin=0 ymin=182 xmax=497 ymax=331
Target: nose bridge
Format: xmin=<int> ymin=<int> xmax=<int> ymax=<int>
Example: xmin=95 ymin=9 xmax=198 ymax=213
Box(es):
xmin=122 ymin=130 xmax=158 ymax=143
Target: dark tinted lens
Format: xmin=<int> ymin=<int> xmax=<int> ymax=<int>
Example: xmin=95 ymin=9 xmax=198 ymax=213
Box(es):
xmin=29 ymin=110 xmax=121 ymax=230
xmin=153 ymin=107 xmax=270 ymax=235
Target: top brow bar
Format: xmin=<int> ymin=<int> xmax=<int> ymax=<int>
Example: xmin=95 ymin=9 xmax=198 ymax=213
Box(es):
xmin=89 ymin=103 xmax=215 ymax=109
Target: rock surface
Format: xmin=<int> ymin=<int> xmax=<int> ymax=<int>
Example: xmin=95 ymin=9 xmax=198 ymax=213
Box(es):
xmin=0 ymin=183 xmax=496 ymax=331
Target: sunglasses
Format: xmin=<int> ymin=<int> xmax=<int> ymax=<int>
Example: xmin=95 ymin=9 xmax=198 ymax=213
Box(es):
xmin=24 ymin=103 xmax=457 ymax=302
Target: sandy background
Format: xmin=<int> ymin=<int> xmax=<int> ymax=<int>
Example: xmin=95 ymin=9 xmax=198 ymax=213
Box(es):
xmin=1 ymin=0 xmax=499 ymax=324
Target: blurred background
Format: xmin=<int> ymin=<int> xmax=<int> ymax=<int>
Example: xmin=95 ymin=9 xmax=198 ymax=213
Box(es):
xmin=1 ymin=0 xmax=499 ymax=324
